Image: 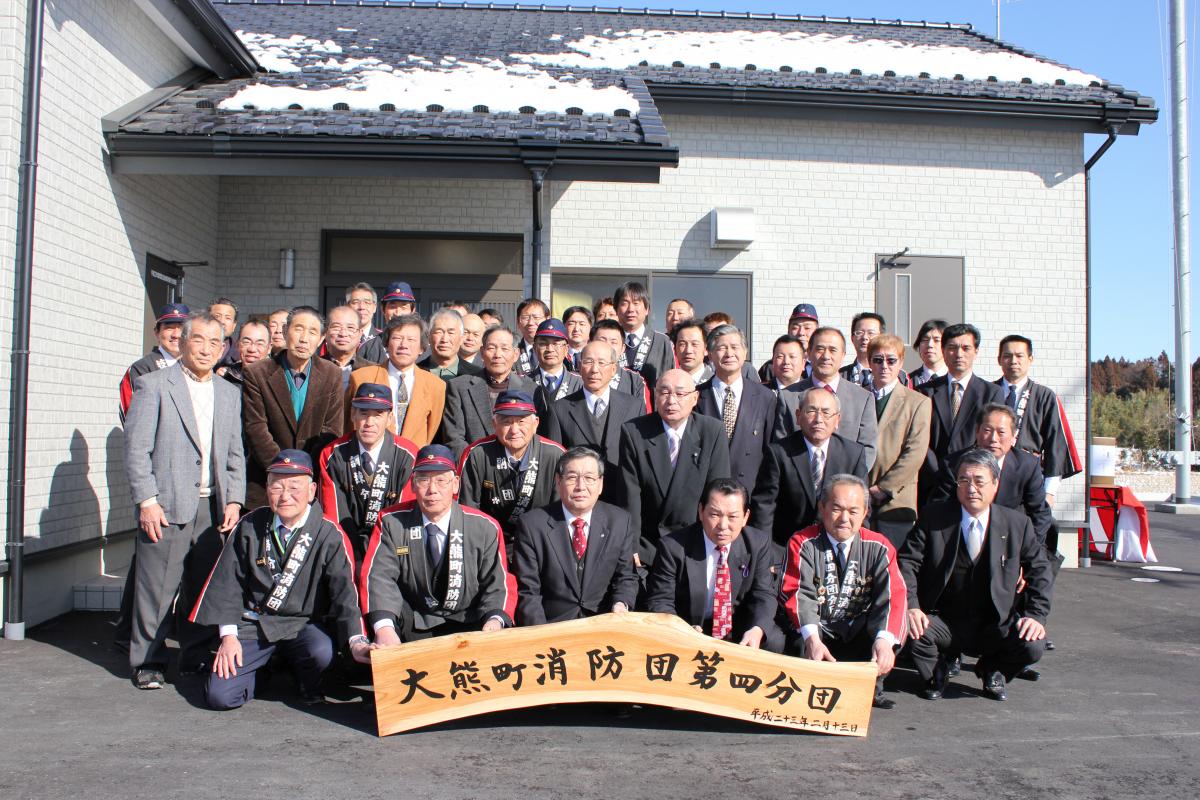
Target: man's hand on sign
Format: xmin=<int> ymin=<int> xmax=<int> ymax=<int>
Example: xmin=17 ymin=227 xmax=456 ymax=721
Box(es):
xmin=738 ymin=626 xmax=764 ymax=649
xmin=805 ymin=636 xmax=837 ymax=663
xmin=374 ymin=626 xmax=402 ymax=648
xmin=871 ymin=637 xmax=896 ymax=676
xmin=481 ymin=618 xmax=504 ymax=633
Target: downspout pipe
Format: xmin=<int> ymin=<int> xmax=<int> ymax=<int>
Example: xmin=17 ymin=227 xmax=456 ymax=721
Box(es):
xmin=6 ymin=0 xmax=46 ymax=641
xmin=1081 ymin=123 xmax=1121 ymax=569
xmin=528 ymin=166 xmax=547 ymax=300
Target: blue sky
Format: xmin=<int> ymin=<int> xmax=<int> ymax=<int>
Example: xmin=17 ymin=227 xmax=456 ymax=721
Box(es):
xmin=631 ymin=0 xmax=1195 ymax=360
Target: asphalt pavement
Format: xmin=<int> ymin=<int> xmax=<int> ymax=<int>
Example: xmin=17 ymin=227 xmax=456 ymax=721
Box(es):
xmin=1 ymin=511 xmax=1198 ymax=800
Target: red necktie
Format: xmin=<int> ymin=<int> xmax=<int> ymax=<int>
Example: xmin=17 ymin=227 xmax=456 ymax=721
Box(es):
xmin=571 ymin=517 xmax=587 ymax=560
xmin=823 ymin=384 xmax=835 ymax=394
xmin=712 ymin=545 xmax=732 ymax=640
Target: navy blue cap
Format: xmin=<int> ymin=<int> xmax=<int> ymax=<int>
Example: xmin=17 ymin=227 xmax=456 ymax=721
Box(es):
xmin=156 ymin=303 xmax=190 ymax=326
xmin=413 ymin=444 xmax=457 ymax=473
xmin=381 ymin=281 xmax=415 ymax=304
xmin=493 ymin=389 xmax=538 ymax=416
xmin=351 ymin=382 xmax=392 ymax=410
xmin=268 ymin=449 xmax=313 ymax=476
xmin=789 ymin=303 xmax=819 ymax=322
xmin=534 ymin=318 xmax=568 ymax=341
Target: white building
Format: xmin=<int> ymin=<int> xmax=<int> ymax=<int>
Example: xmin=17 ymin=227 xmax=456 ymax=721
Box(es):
xmin=0 ymin=0 xmax=1156 ymax=627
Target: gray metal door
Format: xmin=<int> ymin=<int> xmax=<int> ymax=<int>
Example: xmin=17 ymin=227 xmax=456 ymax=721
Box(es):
xmin=144 ymin=254 xmax=183 ymax=352
xmin=875 ymin=253 xmax=965 ymax=373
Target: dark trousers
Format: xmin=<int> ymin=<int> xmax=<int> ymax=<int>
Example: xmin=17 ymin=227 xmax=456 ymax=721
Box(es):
xmin=910 ymin=614 xmax=1044 ymax=683
xmin=205 ymin=624 xmax=334 ymax=710
xmin=872 ymin=518 xmax=915 ymax=551
xmin=787 ymin=627 xmax=888 ymax=694
xmin=129 ymin=497 xmax=223 ymax=670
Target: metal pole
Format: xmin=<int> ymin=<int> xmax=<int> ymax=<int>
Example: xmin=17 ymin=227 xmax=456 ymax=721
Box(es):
xmin=1170 ymin=0 xmax=1192 ymax=503
xmin=528 ymin=167 xmax=546 ymax=301
xmin=6 ymin=0 xmax=46 ymax=641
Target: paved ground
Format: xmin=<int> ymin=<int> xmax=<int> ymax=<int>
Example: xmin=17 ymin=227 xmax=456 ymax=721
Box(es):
xmin=2 ymin=512 xmax=1199 ymax=800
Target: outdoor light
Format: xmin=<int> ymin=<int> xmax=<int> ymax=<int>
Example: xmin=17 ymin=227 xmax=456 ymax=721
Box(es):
xmin=709 ymin=208 xmax=755 ymax=249
xmin=279 ymin=247 xmax=295 ymax=289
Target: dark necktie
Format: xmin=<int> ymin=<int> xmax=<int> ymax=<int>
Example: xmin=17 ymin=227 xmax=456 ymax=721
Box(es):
xmin=426 ymin=523 xmax=445 ymax=569
xmin=1006 ymin=384 xmax=1018 ymax=410
xmin=624 ymin=333 xmax=638 ymax=367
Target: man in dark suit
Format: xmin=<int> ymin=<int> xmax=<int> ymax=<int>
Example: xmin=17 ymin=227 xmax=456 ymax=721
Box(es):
xmin=441 ymin=326 xmax=535 ymax=459
xmin=123 ymin=312 xmax=245 ymax=689
xmin=917 ymin=322 xmax=1005 ymax=505
xmin=529 ymin=318 xmax=583 ymax=423
xmin=543 ymin=340 xmax=643 ymax=507
xmin=591 ymin=319 xmax=651 ymax=413
xmin=418 ymin=308 xmax=484 ymax=381
xmin=615 ymin=281 xmax=675 ymax=390
xmin=696 ymin=324 xmax=777 ymax=495
xmin=672 ymin=318 xmax=713 ymax=386
xmin=513 ymin=447 xmax=638 ymax=626
xmin=242 ymin=306 xmax=344 ymax=509
xmin=776 ymin=327 xmax=878 ymax=468
xmin=619 ymin=368 xmax=731 ymax=573
xmin=751 ymin=387 xmax=868 ymax=546
xmin=900 ymin=449 xmax=1053 ymax=702
xmin=646 ymin=478 xmax=783 ymax=652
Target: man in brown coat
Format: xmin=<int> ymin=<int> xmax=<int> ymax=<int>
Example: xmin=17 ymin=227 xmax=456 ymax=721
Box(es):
xmin=346 ymin=314 xmax=446 ymax=447
xmin=866 ymin=334 xmax=932 ymax=549
xmin=243 ymin=306 xmax=344 ymax=508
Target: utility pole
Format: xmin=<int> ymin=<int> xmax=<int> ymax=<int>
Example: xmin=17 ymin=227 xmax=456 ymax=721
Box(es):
xmin=1169 ymin=0 xmax=1193 ymax=505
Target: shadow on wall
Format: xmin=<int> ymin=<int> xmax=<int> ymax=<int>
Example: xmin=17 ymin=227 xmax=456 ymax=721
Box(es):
xmin=675 ymin=213 xmax=743 ymax=273
xmin=36 ymin=429 xmax=101 ymax=553
xmin=105 ymin=426 xmax=133 ymax=538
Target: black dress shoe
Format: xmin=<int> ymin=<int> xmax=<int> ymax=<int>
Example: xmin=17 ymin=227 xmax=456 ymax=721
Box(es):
xmin=872 ymin=693 xmax=896 ymax=710
xmin=299 ymin=687 xmax=325 ymax=706
xmin=1045 ymin=640 xmax=1056 ymax=651
xmin=946 ymin=655 xmax=961 ymax=677
xmin=924 ymin=661 xmax=948 ymax=700
xmin=982 ymin=671 xmax=1008 ymax=701
xmin=1016 ymin=666 xmax=1041 ymax=681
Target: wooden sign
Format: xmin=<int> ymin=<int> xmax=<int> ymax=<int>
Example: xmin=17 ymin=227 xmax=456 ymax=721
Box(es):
xmin=371 ymin=612 xmax=877 ymax=737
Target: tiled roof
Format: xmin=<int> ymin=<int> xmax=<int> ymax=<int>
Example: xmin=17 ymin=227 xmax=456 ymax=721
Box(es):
xmin=115 ymin=1 xmax=1156 ymax=147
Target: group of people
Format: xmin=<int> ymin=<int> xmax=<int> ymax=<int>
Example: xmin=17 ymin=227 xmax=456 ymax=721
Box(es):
xmin=118 ymin=277 xmax=1078 ymax=712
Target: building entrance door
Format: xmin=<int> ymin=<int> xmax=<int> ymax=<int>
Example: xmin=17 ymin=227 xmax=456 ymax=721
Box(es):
xmin=875 ymin=253 xmax=965 ymax=373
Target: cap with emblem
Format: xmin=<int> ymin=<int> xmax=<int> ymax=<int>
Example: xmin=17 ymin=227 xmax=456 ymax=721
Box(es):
xmin=534 ymin=318 xmax=568 ymax=341
xmin=789 ymin=303 xmax=819 ymax=323
xmin=493 ymin=389 xmax=537 ymax=417
xmin=381 ymin=281 xmax=415 ymax=304
xmin=351 ymin=382 xmax=393 ymax=410
xmin=413 ymin=444 xmax=457 ymax=473
xmin=268 ymin=449 xmax=313 ymax=475
xmin=155 ymin=303 xmax=190 ymax=327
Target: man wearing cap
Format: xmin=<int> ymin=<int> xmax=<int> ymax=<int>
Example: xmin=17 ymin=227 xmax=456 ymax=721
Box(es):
xmin=459 ymin=390 xmax=564 ymax=553
xmin=619 ymin=368 xmax=732 ymax=577
xmin=319 ymin=383 xmax=419 ymax=564
xmin=123 ymin=311 xmax=245 ymax=690
xmin=189 ymin=450 xmax=370 ymax=709
xmin=360 ymin=444 xmax=517 ymax=641
xmin=119 ymin=303 xmax=189 ymax=425
xmin=513 ymin=446 xmax=638 ymax=626
xmin=696 ymin=324 xmax=777 ymax=496
xmin=542 ymin=340 xmax=644 ymax=508
xmin=243 ymin=306 xmax=345 ymax=509
xmin=529 ymin=318 xmax=583 ymax=421
xmin=758 ymin=303 xmax=818 ymax=383
xmin=776 ymin=327 xmax=879 ymax=470
xmin=614 ymin=281 xmax=675 ymax=390
xmin=346 ymin=314 xmax=446 ymax=448
xmin=441 ymin=326 xmax=536 ymax=459
xmin=359 ymin=281 xmax=417 ymax=364
xmin=418 ymin=308 xmax=483 ymax=381
xmin=590 ymin=319 xmax=651 ymax=413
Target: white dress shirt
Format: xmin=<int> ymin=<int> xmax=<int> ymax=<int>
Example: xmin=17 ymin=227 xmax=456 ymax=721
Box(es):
xmin=948 ymin=372 xmax=974 ymax=402
xmin=960 ymin=506 xmax=992 ymax=560
xmin=702 ymin=533 xmax=720 ymax=613
xmin=584 ymin=388 xmax=611 ymax=415
xmin=812 ymin=375 xmax=841 ymax=393
xmin=875 ymin=380 xmax=898 ymax=400
xmin=563 ymin=505 xmax=594 ymax=548
xmin=386 ymin=362 xmax=415 ymax=404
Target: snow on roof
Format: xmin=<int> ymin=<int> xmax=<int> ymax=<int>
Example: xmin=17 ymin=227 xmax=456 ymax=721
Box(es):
xmin=511 ymin=28 xmax=1102 ymax=86
xmin=223 ymin=30 xmax=638 ymax=114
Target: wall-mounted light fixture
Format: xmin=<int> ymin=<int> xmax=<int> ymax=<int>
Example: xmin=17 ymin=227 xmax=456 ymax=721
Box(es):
xmin=709 ymin=208 xmax=755 ymax=250
xmin=279 ymin=248 xmax=295 ymax=289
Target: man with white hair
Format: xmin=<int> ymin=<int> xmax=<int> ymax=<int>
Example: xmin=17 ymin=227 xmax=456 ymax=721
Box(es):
xmin=419 ymin=308 xmax=483 ymax=381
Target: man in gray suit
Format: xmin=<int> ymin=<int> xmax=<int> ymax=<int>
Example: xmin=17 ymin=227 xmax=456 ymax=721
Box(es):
xmin=123 ymin=311 xmax=246 ymax=690
xmin=441 ymin=326 xmax=534 ymax=458
xmin=775 ymin=326 xmax=878 ymax=469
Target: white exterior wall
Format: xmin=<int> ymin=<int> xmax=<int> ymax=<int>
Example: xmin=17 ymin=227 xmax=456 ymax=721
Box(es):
xmin=0 ymin=0 xmax=219 ymax=625
xmin=549 ymin=112 xmax=1088 ymax=521
xmin=215 ymin=175 xmax=531 ymax=308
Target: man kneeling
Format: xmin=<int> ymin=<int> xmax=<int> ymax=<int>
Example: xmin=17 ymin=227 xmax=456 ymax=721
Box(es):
xmin=190 ymin=450 xmax=369 ymax=709
xmin=779 ymin=474 xmax=906 ymax=709
xmin=361 ymin=444 xmax=517 ymax=642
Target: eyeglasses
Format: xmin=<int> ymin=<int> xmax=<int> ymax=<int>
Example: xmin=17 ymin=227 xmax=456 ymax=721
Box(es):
xmin=518 ymin=314 xmax=546 ymax=324
xmin=348 ymin=299 xmax=376 ymax=308
xmin=870 ymin=356 xmax=900 ymax=366
xmin=955 ymin=477 xmax=994 ymax=489
xmin=239 ymin=338 xmax=269 ymax=348
xmin=560 ymin=473 xmax=600 ymax=486
xmin=267 ymin=481 xmax=310 ymax=496
xmin=579 ymin=358 xmax=613 ymax=368
xmin=327 ymin=325 xmax=358 ymax=334
xmin=656 ymin=388 xmax=695 ymax=400
xmin=802 ymin=407 xmax=839 ymax=419
xmin=412 ymin=474 xmax=456 ymax=489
